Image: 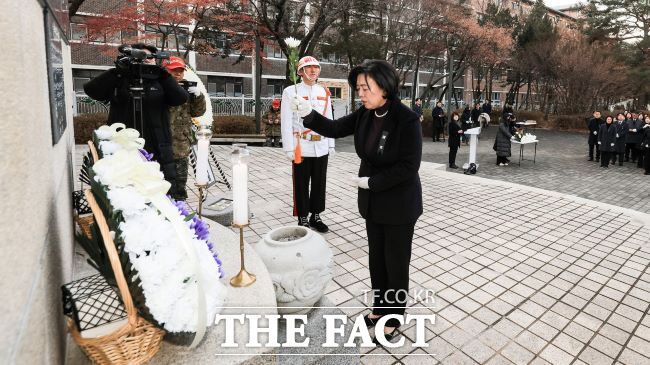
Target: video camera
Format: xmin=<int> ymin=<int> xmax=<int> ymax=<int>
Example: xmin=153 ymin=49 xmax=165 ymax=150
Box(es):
xmin=178 ymin=80 xmax=197 ymax=90
xmin=115 ymin=44 xmax=171 ymax=79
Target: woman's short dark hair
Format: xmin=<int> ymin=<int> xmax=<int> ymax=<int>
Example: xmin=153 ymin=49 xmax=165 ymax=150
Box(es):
xmin=348 ymin=60 xmax=400 ymax=100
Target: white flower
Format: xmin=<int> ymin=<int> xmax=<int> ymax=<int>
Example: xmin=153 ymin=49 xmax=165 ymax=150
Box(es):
xmin=107 ymin=186 xmax=148 ymax=216
xmin=99 ymin=140 xmax=120 ymax=155
xmin=284 ymin=36 xmax=301 ymax=49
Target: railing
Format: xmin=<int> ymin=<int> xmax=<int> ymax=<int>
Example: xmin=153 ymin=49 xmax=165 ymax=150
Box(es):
xmin=75 ymin=94 xmax=350 ymax=118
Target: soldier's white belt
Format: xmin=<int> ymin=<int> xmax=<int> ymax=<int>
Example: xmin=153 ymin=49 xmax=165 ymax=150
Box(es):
xmin=300 ymin=134 xmax=322 ymax=141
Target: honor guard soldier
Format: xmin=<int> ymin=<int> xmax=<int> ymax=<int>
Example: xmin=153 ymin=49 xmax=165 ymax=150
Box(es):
xmin=281 ymin=56 xmax=334 ymax=232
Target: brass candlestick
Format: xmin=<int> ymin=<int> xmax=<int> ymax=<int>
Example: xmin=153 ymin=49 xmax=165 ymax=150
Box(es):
xmin=230 ymin=224 xmax=256 ymax=287
xmin=195 ymin=183 xmax=208 ymax=219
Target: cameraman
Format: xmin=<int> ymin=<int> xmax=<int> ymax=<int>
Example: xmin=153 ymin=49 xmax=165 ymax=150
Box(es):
xmin=83 ymin=43 xmax=189 ymax=188
xmin=161 ymin=56 xmax=206 ymax=201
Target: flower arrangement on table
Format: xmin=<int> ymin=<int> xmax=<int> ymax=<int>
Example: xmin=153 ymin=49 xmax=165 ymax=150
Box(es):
xmin=77 ymin=123 xmax=227 ymax=346
xmin=512 ymin=131 xmax=537 ymax=143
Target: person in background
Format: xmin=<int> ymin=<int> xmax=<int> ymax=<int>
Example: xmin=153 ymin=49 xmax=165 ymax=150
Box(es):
xmin=626 ymin=111 xmax=642 ymax=163
xmin=461 ymin=105 xmax=471 ymax=144
xmin=638 ymin=113 xmax=647 ymax=169
xmin=84 ymin=43 xmax=189 ymax=189
xmin=503 ymin=102 xmax=514 ymax=115
xmin=587 ymin=110 xmax=604 ymax=162
xmin=264 ymin=99 xmax=282 ymax=147
xmin=641 ymin=115 xmax=650 ymax=175
xmin=494 ymin=113 xmax=513 ymax=166
xmin=162 ymin=56 xmax=207 ymax=201
xmin=598 ymin=116 xmax=617 ymax=168
xmin=470 ymin=102 xmax=482 ymax=128
xmin=448 ymin=112 xmax=463 ymax=169
xmin=412 ymin=98 xmax=424 ymax=122
xmin=295 ymin=60 xmax=422 ymax=344
xmin=482 ymin=100 xmax=492 ymax=115
xmin=431 ymin=101 xmax=445 ymax=142
xmin=613 ymin=112 xmax=628 ymax=166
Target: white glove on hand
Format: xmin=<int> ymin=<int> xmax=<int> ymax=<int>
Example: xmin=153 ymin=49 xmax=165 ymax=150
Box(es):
xmin=187 ymin=86 xmax=201 ymax=97
xmin=291 ymin=95 xmax=312 ymax=118
xmin=286 ymin=151 xmax=295 ymax=162
xmin=350 ymin=176 xmax=370 ymax=189
xmin=611 ymin=143 xmax=615 ymax=147
xmin=616 ymin=133 xmax=619 ymax=138
xmin=593 ymin=131 xmax=597 ymax=135
xmin=633 ymin=129 xmax=637 ymax=132
xmin=598 ymin=141 xmax=601 ymax=145
xmin=329 ymin=148 xmax=336 ymax=157
xmin=646 ymin=144 xmax=649 ymax=148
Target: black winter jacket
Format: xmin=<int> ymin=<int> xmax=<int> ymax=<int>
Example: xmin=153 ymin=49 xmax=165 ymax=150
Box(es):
xmin=598 ymin=123 xmax=617 ymax=152
xmin=304 ymin=100 xmax=423 ymax=225
xmin=587 ymin=117 xmax=603 ymax=145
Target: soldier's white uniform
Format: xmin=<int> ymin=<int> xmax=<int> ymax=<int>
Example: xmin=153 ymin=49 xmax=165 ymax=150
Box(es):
xmin=280 ymin=57 xmax=334 ymax=231
xmin=281 ymin=82 xmax=334 ymax=156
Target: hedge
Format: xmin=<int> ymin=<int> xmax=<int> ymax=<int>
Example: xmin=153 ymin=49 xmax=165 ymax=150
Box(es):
xmin=73 ymin=113 xmax=108 ymax=144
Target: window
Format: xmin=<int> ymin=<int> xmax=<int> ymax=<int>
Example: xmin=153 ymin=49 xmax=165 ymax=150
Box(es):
xmin=145 ymin=25 xmax=188 ymax=51
xmin=265 ymin=41 xmax=285 ymax=59
xmin=512 ymin=2 xmax=520 ymax=10
xmin=266 ymin=79 xmax=285 ymax=96
xmin=207 ymin=76 xmax=243 ymax=97
xmin=321 ymin=51 xmax=340 ymax=63
xmin=328 ymin=87 xmax=342 ymax=99
xmin=105 ymin=30 xmax=121 ymax=44
xmin=492 ymin=92 xmax=501 ymax=101
xmin=399 ymin=86 xmax=412 ymax=100
xmin=72 ymin=69 xmax=106 ymax=94
xmin=70 ymin=23 xmax=87 ymax=41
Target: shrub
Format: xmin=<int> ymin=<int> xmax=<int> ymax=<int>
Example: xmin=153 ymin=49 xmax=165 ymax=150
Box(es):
xmin=549 ymin=114 xmax=591 ymax=131
xmin=212 ymin=115 xmax=258 ymax=134
xmin=73 ymin=113 xmax=108 ymax=144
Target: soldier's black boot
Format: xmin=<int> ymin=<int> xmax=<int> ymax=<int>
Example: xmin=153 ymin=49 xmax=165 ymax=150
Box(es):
xmin=309 ymin=213 xmax=329 ymax=233
xmin=298 ymin=216 xmax=310 ymax=228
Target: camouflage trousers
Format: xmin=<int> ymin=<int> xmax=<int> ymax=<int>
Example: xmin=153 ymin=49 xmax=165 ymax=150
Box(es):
xmin=170 ymin=157 xmax=189 ymax=201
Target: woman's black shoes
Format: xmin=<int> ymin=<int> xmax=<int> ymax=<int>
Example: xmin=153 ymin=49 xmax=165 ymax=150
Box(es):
xmin=373 ymin=327 xmax=400 ymax=345
xmin=364 ymin=314 xmax=380 ymax=328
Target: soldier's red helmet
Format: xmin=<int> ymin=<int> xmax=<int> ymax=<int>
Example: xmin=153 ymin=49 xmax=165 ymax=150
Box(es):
xmin=297 ymin=56 xmax=320 ymax=72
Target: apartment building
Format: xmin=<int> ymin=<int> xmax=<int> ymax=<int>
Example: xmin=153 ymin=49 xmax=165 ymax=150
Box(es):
xmin=70 ymin=0 xmax=577 ymax=115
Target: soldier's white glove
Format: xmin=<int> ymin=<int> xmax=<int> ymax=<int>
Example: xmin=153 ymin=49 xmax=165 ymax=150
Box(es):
xmin=351 ymin=176 xmax=370 ymax=189
xmin=329 ymin=148 xmax=336 ymax=157
xmin=593 ymin=131 xmax=597 ymax=135
xmin=291 ymin=95 xmax=312 ymax=118
xmin=187 ymin=86 xmax=201 ymax=97
xmin=286 ymin=151 xmax=295 ymax=162
xmin=611 ymin=143 xmax=615 ymax=147
xmin=646 ymin=144 xmax=649 ymax=148
xmin=616 ymin=133 xmax=619 ymax=138
xmin=598 ymin=141 xmax=601 ymax=145
xmin=633 ymin=129 xmax=637 ymax=132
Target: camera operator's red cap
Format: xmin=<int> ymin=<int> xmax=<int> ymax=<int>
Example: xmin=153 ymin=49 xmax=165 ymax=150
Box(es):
xmin=272 ymin=99 xmax=280 ymax=108
xmin=162 ymin=56 xmax=186 ymax=71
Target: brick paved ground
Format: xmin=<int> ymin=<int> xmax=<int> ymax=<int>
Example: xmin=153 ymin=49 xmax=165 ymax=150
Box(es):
xmin=74 ymin=141 xmax=650 ymax=365
xmin=335 ymin=127 xmax=650 ymax=214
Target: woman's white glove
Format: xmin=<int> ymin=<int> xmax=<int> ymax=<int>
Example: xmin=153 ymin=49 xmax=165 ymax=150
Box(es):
xmin=598 ymin=141 xmax=601 ymax=145
xmin=351 ymin=176 xmax=370 ymax=189
xmin=187 ymin=86 xmax=201 ymax=97
xmin=291 ymin=95 xmax=312 ymax=118
xmin=329 ymin=147 xmax=336 ymax=157
xmin=610 ymin=143 xmax=615 ymax=147
xmin=593 ymin=131 xmax=597 ymax=135
xmin=616 ymin=133 xmax=619 ymax=138
xmin=286 ymin=151 xmax=295 ymax=161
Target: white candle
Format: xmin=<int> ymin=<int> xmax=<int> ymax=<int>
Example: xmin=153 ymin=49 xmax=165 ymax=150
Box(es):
xmin=196 ymin=138 xmax=210 ymax=185
xmin=232 ymin=162 xmax=248 ymax=225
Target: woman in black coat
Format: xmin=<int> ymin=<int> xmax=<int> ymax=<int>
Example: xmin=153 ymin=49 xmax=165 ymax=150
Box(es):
xmin=294 ymin=60 xmax=422 ymax=343
xmin=448 ymin=112 xmax=463 ymax=168
xmin=494 ymin=115 xmax=513 ymax=166
xmin=598 ymin=116 xmax=617 ymax=168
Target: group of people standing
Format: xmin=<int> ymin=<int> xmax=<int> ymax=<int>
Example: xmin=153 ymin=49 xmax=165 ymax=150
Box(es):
xmin=587 ymin=110 xmax=650 ymax=174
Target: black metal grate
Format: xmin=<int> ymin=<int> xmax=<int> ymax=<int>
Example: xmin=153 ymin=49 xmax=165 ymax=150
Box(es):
xmin=72 ymin=190 xmax=92 ymax=215
xmin=62 ymin=274 xmax=127 ymax=331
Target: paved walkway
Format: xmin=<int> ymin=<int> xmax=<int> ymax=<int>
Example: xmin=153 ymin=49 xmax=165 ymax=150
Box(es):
xmin=335 ymin=127 xmax=650 ymax=214
xmin=74 ymin=142 xmax=650 ymax=365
